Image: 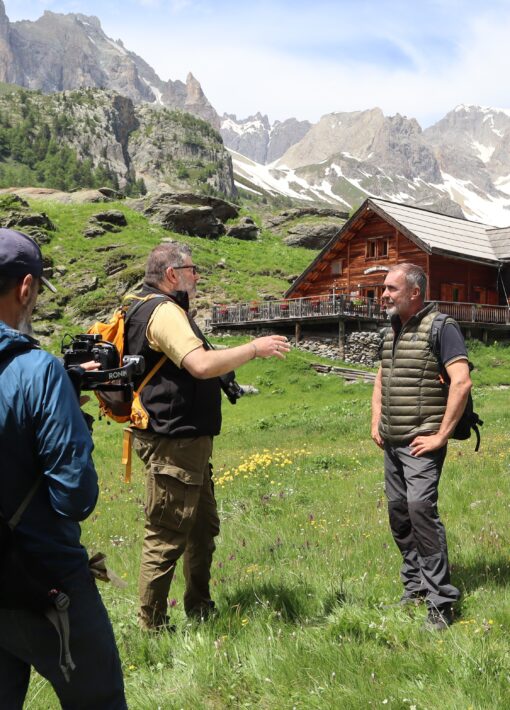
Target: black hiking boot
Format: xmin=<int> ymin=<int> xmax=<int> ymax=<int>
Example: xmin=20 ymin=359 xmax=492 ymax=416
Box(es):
xmin=186 ymin=600 xmax=217 ymax=622
xmin=424 ymin=605 xmax=454 ymax=631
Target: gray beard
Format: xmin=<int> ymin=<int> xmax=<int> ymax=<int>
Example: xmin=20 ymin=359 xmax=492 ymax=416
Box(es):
xmin=16 ymin=301 xmax=35 ymax=336
xmin=17 ymin=316 xmax=34 ymax=336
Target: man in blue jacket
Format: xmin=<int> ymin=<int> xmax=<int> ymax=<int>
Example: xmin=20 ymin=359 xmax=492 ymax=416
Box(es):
xmin=0 ymin=229 xmax=126 ymax=708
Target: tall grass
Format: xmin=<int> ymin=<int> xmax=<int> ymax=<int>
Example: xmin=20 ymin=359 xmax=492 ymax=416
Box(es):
xmin=25 ymin=344 xmax=510 ymax=709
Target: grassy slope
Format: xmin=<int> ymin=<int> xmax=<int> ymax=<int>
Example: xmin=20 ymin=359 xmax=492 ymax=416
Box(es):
xmin=31 ymin=199 xmax=314 ymax=352
xmin=25 ymin=339 xmax=510 ymax=709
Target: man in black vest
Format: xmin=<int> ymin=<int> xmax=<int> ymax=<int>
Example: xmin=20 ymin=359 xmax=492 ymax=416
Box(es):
xmin=126 ymin=242 xmax=290 ymax=630
xmin=371 ymin=263 xmax=471 ymax=630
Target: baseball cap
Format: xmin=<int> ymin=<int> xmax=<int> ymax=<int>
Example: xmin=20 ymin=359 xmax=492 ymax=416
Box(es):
xmin=0 ymin=228 xmax=56 ymax=292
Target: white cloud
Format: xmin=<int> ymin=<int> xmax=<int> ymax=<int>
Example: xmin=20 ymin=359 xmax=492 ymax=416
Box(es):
xmin=6 ymin=1 xmax=510 ymax=127
xmin=115 ymin=5 xmax=510 ymax=127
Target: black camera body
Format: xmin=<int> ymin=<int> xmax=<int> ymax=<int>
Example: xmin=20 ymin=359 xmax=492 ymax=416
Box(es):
xmin=219 ymin=370 xmax=244 ymax=404
xmin=62 ymin=334 xmax=119 ymax=371
xmin=61 ymin=334 xmax=145 ymax=393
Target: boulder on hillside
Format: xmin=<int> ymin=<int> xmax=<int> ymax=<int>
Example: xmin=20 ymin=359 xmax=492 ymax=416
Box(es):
xmin=84 ymin=210 xmax=127 ymax=237
xmin=97 ymin=187 xmax=125 ymax=200
xmin=266 ymin=207 xmax=349 ymax=229
xmin=90 ymin=210 xmax=128 ymax=227
xmin=284 ymin=222 xmax=343 ymax=249
xmin=129 ymin=190 xmax=239 ymax=237
xmin=1 ymin=211 xmax=55 ymax=232
xmin=0 ymin=194 xmax=30 ymax=210
xmin=84 ymin=226 xmax=107 ymax=239
xmin=0 ymin=207 xmax=56 ymax=245
xmin=226 ymin=216 xmax=260 ymax=240
xmin=155 ymin=204 xmax=225 ymax=238
xmin=0 ymin=187 xmax=116 ymax=204
xmin=167 ymin=192 xmax=239 ymax=222
xmin=74 ymin=274 xmax=99 ymax=295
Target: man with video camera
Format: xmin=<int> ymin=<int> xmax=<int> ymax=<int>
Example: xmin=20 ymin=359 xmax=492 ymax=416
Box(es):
xmin=126 ymin=242 xmax=290 ymax=630
xmin=0 ymin=229 xmax=126 ymax=708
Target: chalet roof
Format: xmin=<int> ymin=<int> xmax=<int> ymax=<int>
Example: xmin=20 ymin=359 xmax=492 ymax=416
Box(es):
xmin=285 ymin=198 xmax=510 ymax=298
xmin=368 ymin=198 xmax=501 ymax=264
xmin=486 ymin=226 xmax=510 ymax=261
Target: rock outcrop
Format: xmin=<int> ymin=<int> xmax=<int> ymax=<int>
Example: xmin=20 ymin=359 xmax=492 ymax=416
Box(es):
xmin=283 ymin=222 xmax=342 ymax=249
xmin=266 ymin=207 xmax=347 ymax=250
xmin=133 ymin=191 xmax=240 ymax=237
xmin=221 ymin=113 xmax=312 ymax=164
xmin=0 ymin=2 xmax=220 ymax=127
xmin=226 ymin=216 xmax=260 ymax=240
xmin=0 ymin=87 xmax=236 ymax=197
xmin=0 ymin=193 xmax=55 ymax=245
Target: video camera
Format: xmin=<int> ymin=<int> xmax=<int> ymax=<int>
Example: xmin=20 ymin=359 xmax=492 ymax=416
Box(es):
xmin=219 ymin=371 xmax=244 ymax=404
xmin=61 ymin=333 xmax=145 ymax=392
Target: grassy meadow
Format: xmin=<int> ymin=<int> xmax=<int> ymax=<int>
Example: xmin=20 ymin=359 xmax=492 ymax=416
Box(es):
xmin=25 ymin=338 xmax=510 ymax=710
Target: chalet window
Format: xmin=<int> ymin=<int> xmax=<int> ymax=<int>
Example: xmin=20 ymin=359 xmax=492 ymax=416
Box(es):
xmin=366 ymin=238 xmax=388 ymax=260
xmin=367 ymin=240 xmax=377 ymax=258
xmin=473 ymin=287 xmax=486 ymax=304
xmin=441 ymin=283 xmax=466 ymax=302
xmin=331 ymin=259 xmax=343 ymax=275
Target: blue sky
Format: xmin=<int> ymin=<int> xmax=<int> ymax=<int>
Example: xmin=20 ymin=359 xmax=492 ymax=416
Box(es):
xmin=5 ymin=1 xmax=510 ymax=126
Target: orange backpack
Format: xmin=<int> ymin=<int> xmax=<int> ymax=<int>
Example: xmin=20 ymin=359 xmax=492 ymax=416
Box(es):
xmin=87 ymin=294 xmax=167 ymax=481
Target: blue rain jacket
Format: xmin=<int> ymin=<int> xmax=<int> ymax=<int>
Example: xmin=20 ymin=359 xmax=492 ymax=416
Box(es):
xmin=0 ymin=321 xmax=99 ymax=580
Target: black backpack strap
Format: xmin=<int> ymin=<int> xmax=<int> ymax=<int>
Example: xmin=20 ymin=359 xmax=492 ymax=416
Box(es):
xmin=123 ymin=293 xmax=169 ymax=328
xmin=5 ymin=477 xmax=44 ymax=531
xmin=429 ymin=312 xmax=449 ymax=366
xmin=473 ymin=423 xmax=481 ymax=452
xmin=0 ymin=340 xmax=44 ymax=531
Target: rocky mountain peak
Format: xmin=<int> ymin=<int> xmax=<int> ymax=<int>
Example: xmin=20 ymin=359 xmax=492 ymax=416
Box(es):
xmin=220 ymin=112 xmax=311 ymax=165
xmin=0 ymin=5 xmax=219 ymax=127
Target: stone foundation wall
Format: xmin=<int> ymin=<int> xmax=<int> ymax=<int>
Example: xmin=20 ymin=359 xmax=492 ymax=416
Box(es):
xmin=214 ymin=329 xmax=383 ymax=367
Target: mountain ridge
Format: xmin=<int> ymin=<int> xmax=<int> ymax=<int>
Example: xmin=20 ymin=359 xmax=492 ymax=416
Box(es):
xmin=226 ymin=105 xmax=510 ymax=226
xmin=0 ymin=1 xmax=509 ymax=224
xmin=0 ymin=0 xmax=220 ymax=127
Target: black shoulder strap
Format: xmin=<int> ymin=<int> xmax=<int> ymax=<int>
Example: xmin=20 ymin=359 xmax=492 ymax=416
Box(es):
xmin=2 ymin=477 xmax=44 ymax=531
xmin=429 ymin=312 xmax=449 ymax=363
xmin=124 ymin=293 xmax=170 ymax=327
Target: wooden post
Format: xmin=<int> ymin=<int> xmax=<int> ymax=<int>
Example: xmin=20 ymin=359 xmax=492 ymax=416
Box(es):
xmin=483 ymin=329 xmax=488 ymax=344
xmin=295 ymin=322 xmax=302 ymax=345
xmin=338 ymin=319 xmax=345 ymax=359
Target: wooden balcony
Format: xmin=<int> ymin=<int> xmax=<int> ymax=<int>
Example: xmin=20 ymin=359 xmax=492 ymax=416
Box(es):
xmin=211 ymin=295 xmax=510 ymax=330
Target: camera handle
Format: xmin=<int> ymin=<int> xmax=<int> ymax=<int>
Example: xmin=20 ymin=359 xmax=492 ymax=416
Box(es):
xmin=74 ymin=359 xmax=144 ymax=391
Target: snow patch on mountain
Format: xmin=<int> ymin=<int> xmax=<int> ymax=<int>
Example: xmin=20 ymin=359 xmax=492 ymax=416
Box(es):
xmin=472 ymin=141 xmax=495 ymax=163
xmin=441 ymin=173 xmax=510 ymax=226
xmin=230 ymin=149 xmax=351 ymax=206
xmin=221 ymin=116 xmax=267 ymax=136
xmin=142 ymin=78 xmax=164 ymax=105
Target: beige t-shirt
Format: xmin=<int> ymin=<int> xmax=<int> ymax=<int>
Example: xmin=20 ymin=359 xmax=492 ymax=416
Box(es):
xmin=146 ymin=301 xmax=203 ymax=368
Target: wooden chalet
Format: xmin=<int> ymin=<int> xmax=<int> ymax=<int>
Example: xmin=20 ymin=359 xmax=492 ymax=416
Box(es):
xmin=286 ymin=198 xmax=510 ymax=307
xmin=211 ymin=199 xmax=510 ymax=344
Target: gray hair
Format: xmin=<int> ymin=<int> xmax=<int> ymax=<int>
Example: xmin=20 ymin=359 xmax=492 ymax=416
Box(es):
xmin=144 ymin=242 xmax=192 ymax=288
xmin=388 ymin=263 xmax=427 ymax=299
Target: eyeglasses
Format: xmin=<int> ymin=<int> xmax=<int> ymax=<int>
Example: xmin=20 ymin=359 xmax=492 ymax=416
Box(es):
xmin=172 ymin=265 xmax=199 ymax=275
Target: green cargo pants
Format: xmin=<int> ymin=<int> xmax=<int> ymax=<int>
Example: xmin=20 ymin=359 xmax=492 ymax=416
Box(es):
xmin=133 ymin=433 xmax=220 ymax=629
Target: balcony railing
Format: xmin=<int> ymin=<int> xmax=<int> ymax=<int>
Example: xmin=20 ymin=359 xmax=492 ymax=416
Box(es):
xmin=211 ymin=295 xmax=510 ymax=326
xmin=433 ymin=301 xmax=510 ymax=324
